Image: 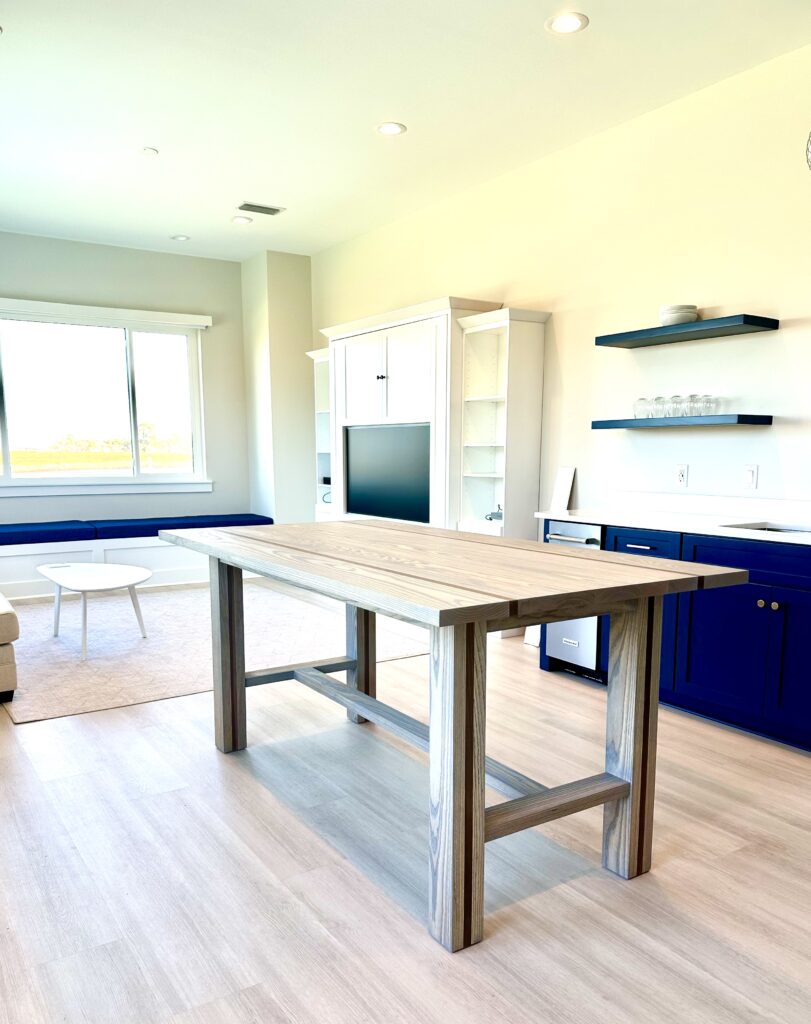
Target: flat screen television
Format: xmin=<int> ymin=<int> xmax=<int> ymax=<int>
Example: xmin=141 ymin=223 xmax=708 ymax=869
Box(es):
xmin=345 ymin=423 xmax=430 ymax=523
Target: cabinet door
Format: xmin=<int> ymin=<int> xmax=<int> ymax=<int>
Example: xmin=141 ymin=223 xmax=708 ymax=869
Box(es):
xmin=674 ymin=581 xmax=771 ymax=716
xmin=763 ymin=586 xmax=811 ymax=744
xmin=343 ymin=331 xmax=387 ymax=422
xmin=385 ymin=320 xmax=437 ymax=422
xmin=602 ymin=527 xmax=681 ymax=692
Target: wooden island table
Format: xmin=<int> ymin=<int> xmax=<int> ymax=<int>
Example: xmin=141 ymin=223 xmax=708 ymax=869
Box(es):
xmin=161 ymin=519 xmax=746 ymax=952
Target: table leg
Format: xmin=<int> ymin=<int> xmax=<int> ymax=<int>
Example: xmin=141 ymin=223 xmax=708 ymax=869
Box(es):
xmin=345 ymin=604 xmax=376 ymax=724
xmin=53 ymin=585 xmax=62 ymax=637
xmin=128 ymin=586 xmax=147 ymax=638
xmin=81 ymin=593 xmax=88 ymax=661
xmin=428 ymin=621 xmax=486 ymax=952
xmin=210 ymin=557 xmax=246 ymax=753
xmin=603 ymin=595 xmax=662 ymax=878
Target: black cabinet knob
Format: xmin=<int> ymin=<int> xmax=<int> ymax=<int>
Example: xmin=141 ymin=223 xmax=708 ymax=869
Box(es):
xmin=375 ymin=374 xmax=387 ymax=380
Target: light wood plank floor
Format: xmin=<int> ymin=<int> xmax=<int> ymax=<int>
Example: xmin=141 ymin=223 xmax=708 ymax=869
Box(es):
xmin=1 ymin=636 xmax=809 ymax=1023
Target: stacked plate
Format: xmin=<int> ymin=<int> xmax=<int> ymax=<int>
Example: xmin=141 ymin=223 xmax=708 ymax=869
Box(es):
xmin=660 ymin=304 xmax=698 ymax=326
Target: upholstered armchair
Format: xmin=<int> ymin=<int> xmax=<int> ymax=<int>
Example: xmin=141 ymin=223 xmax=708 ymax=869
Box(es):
xmin=0 ymin=592 xmax=19 ymax=702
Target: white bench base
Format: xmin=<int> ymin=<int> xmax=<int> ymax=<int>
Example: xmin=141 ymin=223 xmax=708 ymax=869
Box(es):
xmin=0 ymin=536 xmax=210 ymax=600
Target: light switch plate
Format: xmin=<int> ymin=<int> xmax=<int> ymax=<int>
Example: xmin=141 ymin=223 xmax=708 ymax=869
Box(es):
xmin=676 ymin=463 xmax=688 ymax=488
xmin=744 ymin=464 xmax=759 ymax=489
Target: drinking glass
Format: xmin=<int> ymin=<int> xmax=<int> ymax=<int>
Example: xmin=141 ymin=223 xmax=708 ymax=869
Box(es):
xmin=700 ymin=394 xmax=718 ymax=415
xmin=687 ymin=394 xmax=702 ymax=416
xmin=669 ymin=395 xmax=685 ymax=417
xmin=651 ymin=396 xmax=667 ymax=418
xmin=633 ymin=397 xmax=650 ymax=419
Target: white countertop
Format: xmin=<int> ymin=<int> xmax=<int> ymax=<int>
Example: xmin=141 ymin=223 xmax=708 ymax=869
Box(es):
xmin=535 ymin=509 xmax=811 ymax=547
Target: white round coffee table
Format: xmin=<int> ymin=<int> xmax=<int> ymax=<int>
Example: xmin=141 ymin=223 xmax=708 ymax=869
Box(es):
xmin=37 ymin=562 xmax=152 ymax=660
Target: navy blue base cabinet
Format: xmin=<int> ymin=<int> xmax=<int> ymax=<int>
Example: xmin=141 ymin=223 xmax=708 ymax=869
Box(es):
xmin=673 ymin=535 xmax=811 ymax=749
xmin=539 ymin=524 xmax=811 ymax=751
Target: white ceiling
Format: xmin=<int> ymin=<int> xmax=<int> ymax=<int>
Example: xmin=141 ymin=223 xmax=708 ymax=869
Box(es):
xmin=1 ymin=0 xmax=810 ymax=262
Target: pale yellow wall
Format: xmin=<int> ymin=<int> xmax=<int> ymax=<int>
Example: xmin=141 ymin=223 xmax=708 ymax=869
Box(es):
xmin=0 ymin=230 xmax=250 ymax=521
xmin=312 ymin=45 xmax=811 ymax=511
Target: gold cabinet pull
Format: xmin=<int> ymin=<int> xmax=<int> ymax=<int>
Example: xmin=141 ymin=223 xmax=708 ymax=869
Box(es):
xmin=757 ymin=599 xmax=766 ymax=608
xmin=770 ymin=601 xmax=780 ymax=611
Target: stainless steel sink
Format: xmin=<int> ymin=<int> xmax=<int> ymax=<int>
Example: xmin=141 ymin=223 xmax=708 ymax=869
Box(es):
xmin=723 ymin=521 xmax=811 ymax=535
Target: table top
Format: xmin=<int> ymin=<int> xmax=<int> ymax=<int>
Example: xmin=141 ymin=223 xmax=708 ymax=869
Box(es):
xmin=37 ymin=562 xmax=153 ymax=592
xmin=161 ymin=520 xmax=747 ymax=628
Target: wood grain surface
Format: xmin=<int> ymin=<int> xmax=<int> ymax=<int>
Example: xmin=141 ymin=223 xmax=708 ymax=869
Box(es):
xmin=291 ymin=665 xmax=547 ymax=801
xmin=428 ymin=622 xmax=487 ymax=951
xmin=3 ymin=636 xmax=809 ymax=1022
xmin=602 ymin=596 xmax=662 ymax=877
xmin=484 ymin=773 xmax=629 ymax=842
xmin=173 ymin=524 xmax=745 ymax=953
xmin=345 ymin=604 xmax=376 ymax=724
xmin=209 ymin=558 xmax=246 ymax=753
xmin=162 ymin=521 xmax=747 ymax=628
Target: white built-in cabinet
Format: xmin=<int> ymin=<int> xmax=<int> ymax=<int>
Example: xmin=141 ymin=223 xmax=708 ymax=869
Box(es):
xmin=315 ymin=297 xmax=548 ymax=538
xmin=341 ymin=320 xmax=437 ymax=424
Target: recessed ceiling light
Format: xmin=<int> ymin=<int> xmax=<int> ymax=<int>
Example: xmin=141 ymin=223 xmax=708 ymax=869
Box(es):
xmin=170 ymin=234 xmax=190 ymax=241
xmin=545 ymin=12 xmax=589 ymax=34
xmin=232 ymin=215 xmax=253 ymax=225
xmin=141 ymin=146 xmax=159 ymax=156
xmin=376 ymin=122 xmax=407 ymax=136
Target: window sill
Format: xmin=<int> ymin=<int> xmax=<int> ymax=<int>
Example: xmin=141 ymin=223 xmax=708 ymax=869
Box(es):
xmin=0 ymin=479 xmax=214 ymax=498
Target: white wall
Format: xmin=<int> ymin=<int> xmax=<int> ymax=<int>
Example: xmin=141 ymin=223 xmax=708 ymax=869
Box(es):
xmin=0 ymin=230 xmax=251 ymax=522
xmin=266 ymin=252 xmax=315 ymax=523
xmin=241 ymin=252 xmax=275 ymax=516
xmin=241 ymin=251 xmax=315 ymax=522
xmin=311 ymin=45 xmax=811 ymax=517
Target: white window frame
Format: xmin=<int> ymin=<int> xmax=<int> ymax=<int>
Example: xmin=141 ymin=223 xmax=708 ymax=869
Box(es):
xmin=0 ymin=297 xmax=213 ymax=496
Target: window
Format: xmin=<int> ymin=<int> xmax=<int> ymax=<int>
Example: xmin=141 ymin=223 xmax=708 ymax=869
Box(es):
xmin=0 ymin=304 xmax=207 ymax=492
xmin=2 ymin=321 xmax=133 ymax=477
xmin=131 ymin=332 xmax=196 ymax=475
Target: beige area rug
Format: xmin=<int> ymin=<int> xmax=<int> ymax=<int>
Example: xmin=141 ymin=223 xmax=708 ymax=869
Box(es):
xmin=5 ymin=580 xmax=429 ymax=724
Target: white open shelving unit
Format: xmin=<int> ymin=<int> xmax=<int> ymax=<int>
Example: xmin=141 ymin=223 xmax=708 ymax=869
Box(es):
xmin=457 ymin=308 xmax=547 ymax=539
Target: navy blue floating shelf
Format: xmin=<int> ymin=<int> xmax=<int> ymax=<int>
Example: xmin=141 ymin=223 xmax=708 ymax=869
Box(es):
xmin=595 ymin=314 xmax=779 ymax=349
xmin=592 ymin=414 xmax=773 ymax=430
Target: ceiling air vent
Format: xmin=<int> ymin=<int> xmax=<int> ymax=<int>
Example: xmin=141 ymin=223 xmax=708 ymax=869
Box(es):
xmin=238 ymin=202 xmax=285 ymax=216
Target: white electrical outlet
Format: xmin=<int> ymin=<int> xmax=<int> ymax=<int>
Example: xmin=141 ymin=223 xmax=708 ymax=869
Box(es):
xmin=676 ymin=463 xmax=688 ymax=488
xmin=744 ymin=464 xmax=759 ymax=489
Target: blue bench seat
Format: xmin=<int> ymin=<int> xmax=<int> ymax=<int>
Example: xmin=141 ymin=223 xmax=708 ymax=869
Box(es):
xmin=89 ymin=514 xmax=274 ymax=540
xmin=0 ymin=514 xmax=273 ymax=546
xmin=0 ymin=520 xmax=97 ymax=545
